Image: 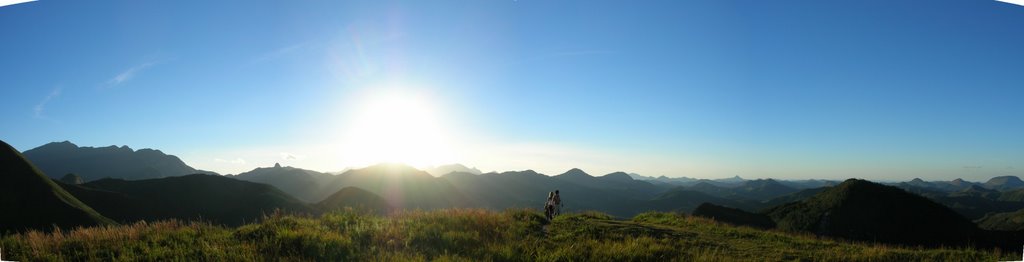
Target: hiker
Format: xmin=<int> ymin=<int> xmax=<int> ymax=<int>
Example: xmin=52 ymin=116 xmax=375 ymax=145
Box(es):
xmin=544 ymin=191 xmax=556 ymax=220
xmin=553 ymin=190 xmax=562 ymax=216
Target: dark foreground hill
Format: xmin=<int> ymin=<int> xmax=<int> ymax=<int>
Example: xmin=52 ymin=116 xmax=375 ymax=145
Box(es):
xmin=765 ymin=179 xmax=979 ymax=246
xmin=0 ymin=209 xmax=1015 ymax=261
xmin=0 ymin=140 xmax=113 ymax=233
xmin=692 ymin=203 xmax=775 ymax=229
xmin=22 ymin=141 xmax=215 ymax=182
xmin=315 ymin=187 xmax=392 ymax=214
xmin=60 ymin=174 xmax=314 ymax=226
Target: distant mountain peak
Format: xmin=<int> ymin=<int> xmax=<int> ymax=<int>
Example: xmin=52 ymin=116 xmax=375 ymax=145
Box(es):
xmin=274 ymin=163 xmax=282 ymax=168
xmin=425 ymin=163 xmax=482 ymax=176
xmin=911 ymin=178 xmax=925 ymax=183
xmin=984 ymin=176 xmax=1024 ymax=190
xmin=601 ymin=172 xmax=634 ymax=182
xmin=558 ymin=168 xmax=591 ymax=178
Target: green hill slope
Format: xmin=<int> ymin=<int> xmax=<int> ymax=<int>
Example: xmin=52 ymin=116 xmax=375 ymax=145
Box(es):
xmin=0 ymin=209 xmax=1012 ymax=261
xmin=315 ymin=186 xmax=392 ymax=213
xmin=977 ymin=209 xmax=1024 ymax=231
xmin=0 ymin=140 xmax=113 ymax=234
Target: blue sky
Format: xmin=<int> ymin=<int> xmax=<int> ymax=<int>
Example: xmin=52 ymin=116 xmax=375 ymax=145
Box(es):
xmin=1 ymin=0 xmax=1022 ymax=180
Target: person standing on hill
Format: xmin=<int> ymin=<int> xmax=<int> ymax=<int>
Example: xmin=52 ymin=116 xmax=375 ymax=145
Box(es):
xmin=544 ymin=191 xmax=556 ymax=220
xmin=553 ymin=190 xmax=562 ymax=216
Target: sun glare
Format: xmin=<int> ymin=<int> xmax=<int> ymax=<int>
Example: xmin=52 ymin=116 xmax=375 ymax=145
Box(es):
xmin=338 ymin=87 xmax=457 ymax=168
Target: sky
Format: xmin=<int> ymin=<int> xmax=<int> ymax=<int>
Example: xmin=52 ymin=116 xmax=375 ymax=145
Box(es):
xmin=1 ymin=0 xmax=1022 ymax=181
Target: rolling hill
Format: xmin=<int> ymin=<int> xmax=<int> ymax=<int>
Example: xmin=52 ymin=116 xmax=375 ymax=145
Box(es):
xmin=977 ymin=209 xmax=1024 ymax=231
xmin=65 ymin=174 xmax=314 ymax=226
xmin=984 ymin=176 xmax=1024 ymax=191
xmin=315 ymin=187 xmax=392 ymax=213
xmin=765 ymin=179 xmax=979 ymax=246
xmin=425 ymin=163 xmax=482 ymax=176
xmin=0 ymin=140 xmax=113 ymax=233
xmin=328 ymin=163 xmax=472 ymax=209
xmin=692 ymin=202 xmax=775 ymax=229
xmin=231 ymin=163 xmax=338 ymax=203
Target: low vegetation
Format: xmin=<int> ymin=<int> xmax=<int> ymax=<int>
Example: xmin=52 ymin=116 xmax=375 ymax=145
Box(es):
xmin=1 ymin=209 xmax=1017 ymax=261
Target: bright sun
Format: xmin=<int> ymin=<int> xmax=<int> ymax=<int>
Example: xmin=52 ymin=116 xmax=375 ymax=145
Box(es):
xmin=338 ymin=87 xmax=456 ymax=168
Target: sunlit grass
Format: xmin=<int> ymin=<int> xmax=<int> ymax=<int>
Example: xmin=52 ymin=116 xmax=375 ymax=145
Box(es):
xmin=0 ymin=208 xmax=1016 ymax=261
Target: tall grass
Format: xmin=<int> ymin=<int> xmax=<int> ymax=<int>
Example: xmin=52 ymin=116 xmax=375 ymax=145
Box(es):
xmin=0 ymin=209 xmax=1017 ymax=261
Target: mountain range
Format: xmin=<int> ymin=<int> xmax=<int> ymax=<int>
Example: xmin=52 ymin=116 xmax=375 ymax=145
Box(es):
xmin=22 ymin=141 xmax=216 ymax=182
xmin=7 ymin=140 xmax=1024 ymax=249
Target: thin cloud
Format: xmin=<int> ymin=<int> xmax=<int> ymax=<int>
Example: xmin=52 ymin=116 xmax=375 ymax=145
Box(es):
xmin=104 ymin=57 xmax=172 ymax=88
xmin=279 ymin=152 xmax=304 ymax=160
xmin=107 ymin=62 xmax=156 ymax=86
xmin=33 ymin=87 xmax=62 ymax=119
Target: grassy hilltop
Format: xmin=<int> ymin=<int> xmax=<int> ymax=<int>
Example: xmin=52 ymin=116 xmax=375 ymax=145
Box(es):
xmin=1 ymin=209 xmax=1016 ymax=261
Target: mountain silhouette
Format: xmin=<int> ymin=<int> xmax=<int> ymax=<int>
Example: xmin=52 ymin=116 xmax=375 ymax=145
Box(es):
xmin=553 ymin=169 xmax=668 ymax=199
xmin=64 ymin=174 xmax=313 ymax=226
xmin=692 ymin=203 xmax=775 ymax=229
xmin=683 ymin=179 xmax=797 ymax=201
xmin=0 ymin=140 xmax=113 ymax=233
xmin=765 ymin=179 xmax=978 ymax=246
xmin=22 ymin=141 xmax=215 ymax=182
xmin=950 ymin=185 xmax=1001 ymax=199
xmin=231 ymin=163 xmax=338 ymax=202
xmin=59 ymin=173 xmax=83 ymax=185
xmin=983 ymin=176 xmax=1024 ymax=191
xmin=761 ymin=187 xmax=828 ymax=208
xmin=329 ymin=163 xmax=472 ymax=209
xmin=647 ymin=187 xmax=757 ymax=213
xmin=425 ymin=163 xmax=482 ymax=176
xmin=315 ymin=187 xmax=392 ymax=214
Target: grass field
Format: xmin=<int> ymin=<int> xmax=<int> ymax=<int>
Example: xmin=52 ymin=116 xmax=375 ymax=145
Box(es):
xmin=1 ymin=209 xmax=1018 ymax=261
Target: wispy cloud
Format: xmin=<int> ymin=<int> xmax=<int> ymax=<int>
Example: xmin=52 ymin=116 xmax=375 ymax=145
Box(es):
xmin=106 ymin=61 xmax=157 ymax=87
xmin=214 ymin=158 xmax=247 ymax=164
xmin=279 ymin=152 xmax=305 ymax=160
xmin=33 ymin=87 xmax=62 ymax=119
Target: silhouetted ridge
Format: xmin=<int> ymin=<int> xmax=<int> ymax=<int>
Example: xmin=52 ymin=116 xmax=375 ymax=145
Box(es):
xmin=600 ymin=172 xmax=634 ymax=182
xmin=693 ymin=203 xmax=775 ymax=229
xmin=70 ymin=174 xmax=313 ymax=226
xmin=331 ymin=163 xmax=471 ymax=209
xmin=765 ymin=179 xmax=978 ymax=246
xmin=557 ymin=168 xmax=592 ymax=178
xmin=22 ymin=141 xmax=215 ymax=181
xmin=315 ymin=187 xmax=391 ymax=214
xmin=233 ymin=164 xmax=336 ymax=203
xmin=0 ymin=140 xmax=113 ymax=233
xmin=984 ymin=176 xmax=1024 ymax=191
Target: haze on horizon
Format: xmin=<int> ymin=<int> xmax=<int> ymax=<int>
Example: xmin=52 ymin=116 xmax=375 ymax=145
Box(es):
xmin=1 ymin=1 xmax=1022 ymax=181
